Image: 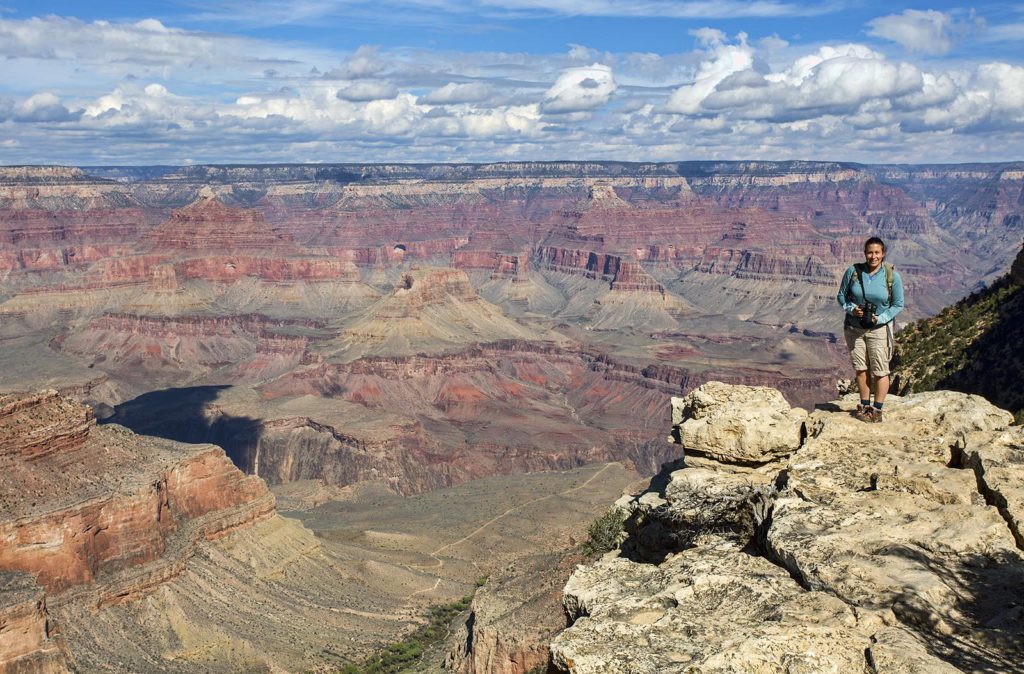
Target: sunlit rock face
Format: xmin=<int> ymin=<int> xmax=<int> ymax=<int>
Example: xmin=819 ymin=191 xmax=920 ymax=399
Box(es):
xmin=551 ymin=383 xmax=1024 ymax=674
xmin=0 ymin=389 xmax=407 ymax=673
xmin=0 ymin=390 xmax=274 ymax=596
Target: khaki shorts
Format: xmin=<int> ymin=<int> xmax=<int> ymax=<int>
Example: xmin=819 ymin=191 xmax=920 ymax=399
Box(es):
xmin=844 ymin=321 xmax=894 ymax=378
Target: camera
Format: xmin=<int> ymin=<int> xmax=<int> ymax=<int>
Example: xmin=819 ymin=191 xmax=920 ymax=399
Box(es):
xmin=859 ymin=302 xmax=877 ymax=328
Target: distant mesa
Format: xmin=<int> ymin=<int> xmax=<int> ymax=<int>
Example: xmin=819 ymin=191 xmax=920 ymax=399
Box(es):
xmin=329 ymin=267 xmax=546 ymax=359
xmin=146 ymin=193 xmax=293 ymax=252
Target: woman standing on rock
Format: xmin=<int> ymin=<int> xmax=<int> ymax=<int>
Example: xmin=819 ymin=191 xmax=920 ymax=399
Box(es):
xmin=837 ymin=237 xmax=905 ymax=422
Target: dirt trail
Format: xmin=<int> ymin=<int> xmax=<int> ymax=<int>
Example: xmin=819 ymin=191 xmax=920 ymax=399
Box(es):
xmin=403 ymin=462 xmax=616 ymax=599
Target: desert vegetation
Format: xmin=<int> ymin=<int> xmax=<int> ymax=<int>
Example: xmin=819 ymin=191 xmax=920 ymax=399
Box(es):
xmin=580 ymin=507 xmax=628 ymax=557
xmin=897 ymin=274 xmax=1024 ymax=424
xmin=338 ymin=595 xmax=474 ymax=674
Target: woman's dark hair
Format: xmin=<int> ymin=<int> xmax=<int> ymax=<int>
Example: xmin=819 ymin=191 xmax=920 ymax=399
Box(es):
xmin=864 ymin=236 xmax=886 ymax=252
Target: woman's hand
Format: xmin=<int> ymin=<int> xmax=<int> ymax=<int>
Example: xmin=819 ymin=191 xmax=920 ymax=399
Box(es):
xmin=853 ymin=306 xmax=864 ymax=317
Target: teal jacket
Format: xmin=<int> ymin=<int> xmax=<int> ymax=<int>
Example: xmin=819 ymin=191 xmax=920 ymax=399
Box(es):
xmin=837 ymin=263 xmax=905 ymax=326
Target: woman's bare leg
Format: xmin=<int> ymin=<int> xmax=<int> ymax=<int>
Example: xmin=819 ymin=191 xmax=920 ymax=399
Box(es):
xmin=874 ymin=375 xmax=889 ymax=405
xmin=856 ymin=370 xmax=870 ymax=401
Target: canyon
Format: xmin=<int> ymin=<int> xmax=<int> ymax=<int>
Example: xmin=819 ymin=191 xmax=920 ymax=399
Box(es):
xmin=1 ymin=161 xmax=1022 ymax=672
xmin=3 ymin=161 xmax=1021 ymax=493
xmin=0 ymin=388 xmax=636 ymax=672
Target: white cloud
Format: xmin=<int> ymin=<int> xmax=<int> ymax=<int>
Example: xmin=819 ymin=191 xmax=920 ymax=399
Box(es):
xmin=780 ymin=51 xmax=922 ymax=112
xmin=666 ymin=37 xmax=754 ymax=114
xmin=540 ymin=63 xmax=616 ymax=113
xmin=420 ymin=82 xmax=495 ymax=104
xmin=1 ymin=17 xmax=229 ymax=64
xmin=689 ymin=27 xmax=727 ymax=46
xmin=867 ymin=9 xmax=955 ymax=55
xmin=1 ymin=13 xmax=1023 ymax=165
xmin=336 ymin=81 xmax=400 ymax=102
xmin=891 ymin=72 xmax=958 ymax=111
xmin=14 ymin=93 xmax=79 ymax=123
xmin=330 ymin=45 xmax=388 ymax=79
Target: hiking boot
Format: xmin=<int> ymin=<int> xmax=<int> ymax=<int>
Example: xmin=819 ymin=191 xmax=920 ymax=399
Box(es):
xmin=853 ymin=405 xmax=873 ymax=421
xmin=866 ymin=407 xmax=883 ymax=423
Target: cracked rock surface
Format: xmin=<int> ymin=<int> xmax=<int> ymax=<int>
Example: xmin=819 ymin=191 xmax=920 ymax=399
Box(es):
xmin=551 ymin=383 xmax=1024 ymax=674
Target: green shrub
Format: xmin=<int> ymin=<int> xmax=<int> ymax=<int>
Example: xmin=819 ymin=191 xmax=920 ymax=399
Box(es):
xmin=332 ymin=594 xmax=474 ymax=673
xmin=581 ymin=507 xmax=627 ymax=556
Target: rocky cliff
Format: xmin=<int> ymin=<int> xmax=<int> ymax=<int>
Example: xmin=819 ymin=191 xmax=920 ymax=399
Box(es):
xmin=551 ymin=382 xmax=1024 ymax=673
xmin=0 ymin=390 xmax=274 ymax=597
xmin=0 ymin=573 xmax=69 ymax=674
xmin=0 ymin=389 xmax=415 ymax=673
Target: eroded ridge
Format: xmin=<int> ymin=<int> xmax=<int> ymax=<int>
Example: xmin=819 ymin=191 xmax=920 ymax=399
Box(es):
xmin=0 ymin=390 xmax=274 ymax=597
xmin=552 ymin=382 xmax=1024 ymax=673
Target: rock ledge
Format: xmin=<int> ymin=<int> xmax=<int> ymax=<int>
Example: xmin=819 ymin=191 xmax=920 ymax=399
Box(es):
xmin=552 ymin=383 xmax=1024 ymax=674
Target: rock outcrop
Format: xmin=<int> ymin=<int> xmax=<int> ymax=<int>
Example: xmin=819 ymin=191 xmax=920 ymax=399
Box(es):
xmin=446 ymin=553 xmax=581 ymax=674
xmin=551 ymin=383 xmax=1024 ymax=673
xmin=669 ymin=382 xmax=807 ymax=464
xmin=0 ymin=390 xmax=274 ymax=597
xmin=0 ymin=573 xmax=69 ymax=674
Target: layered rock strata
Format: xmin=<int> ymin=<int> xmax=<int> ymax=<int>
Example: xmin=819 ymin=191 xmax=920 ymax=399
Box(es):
xmin=551 ymin=383 xmax=1024 ymax=673
xmin=447 ymin=553 xmax=582 ymax=674
xmin=0 ymin=389 xmax=286 ymax=671
xmin=1 ymin=388 xmax=448 ymax=673
xmin=0 ymin=390 xmax=274 ymax=597
xmin=0 ymin=574 xmax=69 ymax=674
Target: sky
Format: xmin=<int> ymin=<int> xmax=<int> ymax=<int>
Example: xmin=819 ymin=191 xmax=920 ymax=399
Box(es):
xmin=0 ymin=1 xmax=1022 ymax=165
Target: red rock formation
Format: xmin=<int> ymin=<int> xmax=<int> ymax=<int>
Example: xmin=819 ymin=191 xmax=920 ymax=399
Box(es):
xmin=608 ymin=261 xmax=664 ymax=293
xmin=695 ymin=247 xmax=835 ymax=284
xmin=58 ymin=314 xmax=318 ymax=382
xmin=535 ymin=246 xmax=622 ymax=281
xmin=534 ymin=248 xmax=665 ymax=292
xmin=0 ymin=391 xmax=93 ymax=461
xmin=145 ymin=195 xmax=291 ymax=251
xmin=0 ymin=574 xmax=69 ymax=674
xmin=175 ymin=254 xmax=359 ymax=282
xmin=0 ymin=391 xmax=274 ymax=597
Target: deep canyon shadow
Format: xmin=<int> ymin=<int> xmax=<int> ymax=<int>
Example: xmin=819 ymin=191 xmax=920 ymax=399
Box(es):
xmin=101 ymin=385 xmax=262 ymax=475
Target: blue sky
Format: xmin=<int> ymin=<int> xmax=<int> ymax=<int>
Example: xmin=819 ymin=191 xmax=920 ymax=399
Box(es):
xmin=1 ymin=1 xmax=1023 ymax=164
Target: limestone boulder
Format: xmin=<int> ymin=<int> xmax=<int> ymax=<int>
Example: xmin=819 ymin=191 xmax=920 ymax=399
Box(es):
xmin=767 ymin=392 xmax=1024 ymax=668
xmin=671 ymin=382 xmax=807 ymax=464
xmin=553 ymin=541 xmax=957 ymax=674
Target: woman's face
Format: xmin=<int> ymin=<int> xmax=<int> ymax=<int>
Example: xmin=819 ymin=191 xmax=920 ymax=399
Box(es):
xmin=864 ymin=243 xmax=885 ymax=270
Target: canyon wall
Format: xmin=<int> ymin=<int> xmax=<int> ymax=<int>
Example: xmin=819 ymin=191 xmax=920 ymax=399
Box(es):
xmin=1 ymin=160 xmax=1020 ymax=495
